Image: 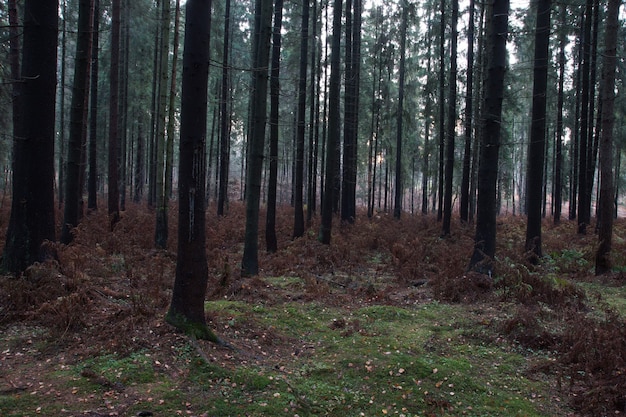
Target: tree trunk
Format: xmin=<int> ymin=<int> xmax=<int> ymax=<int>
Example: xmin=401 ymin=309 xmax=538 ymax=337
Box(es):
xmin=88 ymin=0 xmax=100 ymax=210
xmin=524 ymin=0 xmax=551 ymax=261
xmin=266 ymin=0 xmax=284 ymax=253
xmin=437 ymin=0 xmax=445 ymax=222
xmin=319 ymin=0 xmax=342 ymax=244
xmin=108 ymin=0 xmax=121 ymax=228
xmin=553 ymin=2 xmax=566 ymax=225
xmin=154 ymin=0 xmax=171 ymax=249
xmin=394 ymin=3 xmax=408 ymax=219
xmin=293 ymin=0 xmax=309 ymax=238
xmin=166 ymin=0 xmax=220 ymax=343
xmin=459 ymin=0 xmax=475 ymax=223
xmin=442 ymin=0 xmax=458 ymax=236
xmin=166 ymin=0 xmax=181 ymax=202
xmin=217 ymin=0 xmax=231 ymax=216
xmin=3 ymin=0 xmax=58 ymax=274
xmin=241 ymin=0 xmax=272 ymax=276
xmin=468 ymin=0 xmax=510 ymax=275
xmin=594 ymin=0 xmax=619 ymax=275
xmin=577 ymin=0 xmax=593 ymax=234
xmin=61 ymin=0 xmax=94 ymax=244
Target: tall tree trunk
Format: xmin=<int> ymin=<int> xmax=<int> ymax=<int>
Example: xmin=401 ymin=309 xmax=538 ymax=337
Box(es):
xmin=594 ymin=0 xmax=620 ymax=275
xmin=468 ymin=0 xmax=510 ymax=275
xmin=394 ymin=3 xmax=408 ymax=219
xmin=241 ymin=0 xmax=272 ymax=275
xmin=266 ymin=0 xmax=284 ymax=253
xmin=61 ymin=0 xmax=94 ymax=244
xmin=319 ymin=0 xmax=342 ymax=244
xmin=3 ymin=0 xmax=58 ymax=274
xmin=422 ymin=7 xmax=433 ymax=215
xmin=108 ymin=0 xmax=121 ymax=228
xmin=118 ymin=0 xmax=129 ymax=212
xmin=293 ymin=0 xmax=309 ymax=237
xmin=576 ymin=0 xmax=593 ymax=233
xmin=166 ymin=0 xmax=221 ymax=343
xmin=524 ymin=0 xmax=552 ymax=261
xmin=442 ymin=0 xmax=458 ymax=235
xmin=217 ymin=0 xmax=231 ymax=216
xmin=341 ymin=0 xmax=360 ymax=223
xmin=437 ymin=0 xmax=445 ymax=222
xmin=553 ymin=2 xmax=566 ymax=225
xmin=307 ymin=0 xmax=320 ymax=224
xmin=88 ymin=0 xmax=100 ymax=210
xmin=154 ymin=0 xmax=171 ymax=249
xmin=148 ymin=0 xmax=162 ymax=209
xmin=58 ymin=0 xmax=67 ymax=208
xmin=166 ymin=0 xmax=181 ymax=202
xmin=459 ymin=0 xmax=475 ymax=223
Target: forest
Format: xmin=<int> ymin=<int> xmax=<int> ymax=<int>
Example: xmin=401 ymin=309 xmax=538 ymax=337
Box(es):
xmin=0 ymin=0 xmax=625 ymax=415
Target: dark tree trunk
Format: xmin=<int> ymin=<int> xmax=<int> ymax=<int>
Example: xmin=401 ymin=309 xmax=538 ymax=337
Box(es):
xmin=3 ymin=0 xmax=58 ymax=274
xmin=154 ymin=0 xmax=171 ymax=249
xmin=266 ymin=0 xmax=284 ymax=253
xmin=437 ymin=0 xmax=445 ymax=222
xmin=58 ymin=0 xmax=67 ymax=209
xmin=594 ymin=0 xmax=619 ymax=275
xmin=61 ymin=0 xmax=94 ymax=244
xmin=319 ymin=0 xmax=342 ymax=244
xmin=468 ymin=0 xmax=510 ymax=275
xmin=342 ymin=0 xmax=360 ymax=223
xmin=459 ymin=0 xmax=475 ymax=223
xmin=442 ymin=0 xmax=458 ymax=236
xmin=394 ymin=3 xmax=408 ymax=220
xmin=553 ymin=3 xmax=566 ymax=225
xmin=241 ymin=0 xmax=272 ymax=276
xmin=166 ymin=0 xmax=181 ymax=202
xmin=108 ymin=0 xmax=121 ymax=228
xmin=88 ymin=0 xmax=100 ymax=210
xmin=217 ymin=0 xmax=231 ymax=216
xmin=577 ymin=0 xmax=593 ymax=233
xmin=118 ymin=0 xmax=130 ymax=212
xmin=307 ymin=0 xmax=320 ymax=225
xmin=524 ymin=0 xmax=551 ymax=261
xmin=293 ymin=0 xmax=309 ymax=238
xmin=166 ymin=0 xmax=220 ymax=343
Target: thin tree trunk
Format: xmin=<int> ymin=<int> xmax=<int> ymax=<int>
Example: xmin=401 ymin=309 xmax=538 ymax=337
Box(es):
xmin=108 ymin=0 xmax=121 ymax=228
xmin=394 ymin=3 xmax=408 ymax=219
xmin=595 ymin=0 xmax=619 ymax=275
xmin=553 ymin=2 xmax=566 ymax=225
xmin=319 ymin=0 xmax=342 ymax=244
xmin=266 ymin=0 xmax=284 ymax=253
xmin=241 ymin=0 xmax=272 ymax=275
xmin=88 ymin=0 xmax=100 ymax=210
xmin=442 ymin=0 xmax=458 ymax=235
xmin=217 ymin=0 xmax=231 ymax=216
xmin=459 ymin=0 xmax=475 ymax=223
xmin=468 ymin=0 xmax=510 ymax=275
xmin=293 ymin=0 xmax=309 ymax=237
xmin=61 ymin=0 xmax=94 ymax=244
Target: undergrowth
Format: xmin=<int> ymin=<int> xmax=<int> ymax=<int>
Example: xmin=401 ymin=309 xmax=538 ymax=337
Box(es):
xmin=0 ymin=202 xmax=624 ymax=416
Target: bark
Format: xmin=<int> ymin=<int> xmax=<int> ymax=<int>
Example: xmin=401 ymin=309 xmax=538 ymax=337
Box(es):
xmin=217 ymin=0 xmax=231 ymax=216
xmin=553 ymin=3 xmax=566 ymax=225
xmin=468 ymin=0 xmax=509 ymax=275
xmin=437 ymin=0 xmax=445 ymax=222
xmin=266 ymin=0 xmax=284 ymax=253
xmin=3 ymin=0 xmax=58 ymax=274
xmin=88 ymin=0 xmax=100 ymax=210
xmin=459 ymin=0 xmax=475 ymax=223
xmin=394 ymin=3 xmax=408 ymax=219
xmin=594 ymin=0 xmax=619 ymax=275
xmin=241 ymin=0 xmax=273 ymax=275
xmin=293 ymin=0 xmax=309 ymax=237
xmin=442 ymin=0 xmax=458 ymax=235
xmin=524 ymin=0 xmax=552 ymax=261
xmin=319 ymin=0 xmax=342 ymax=244
xmin=62 ymin=0 xmax=94 ymax=244
xmin=108 ymin=0 xmax=121 ymax=228
xmin=166 ymin=0 xmax=220 ymax=343
xmin=155 ymin=0 xmax=171 ymax=249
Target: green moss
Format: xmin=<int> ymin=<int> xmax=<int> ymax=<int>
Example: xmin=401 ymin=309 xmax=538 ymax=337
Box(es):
xmin=165 ymin=310 xmax=221 ymax=343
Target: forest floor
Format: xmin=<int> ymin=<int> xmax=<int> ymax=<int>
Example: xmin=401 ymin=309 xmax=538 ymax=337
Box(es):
xmin=0 ymin=202 xmax=625 ymax=417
